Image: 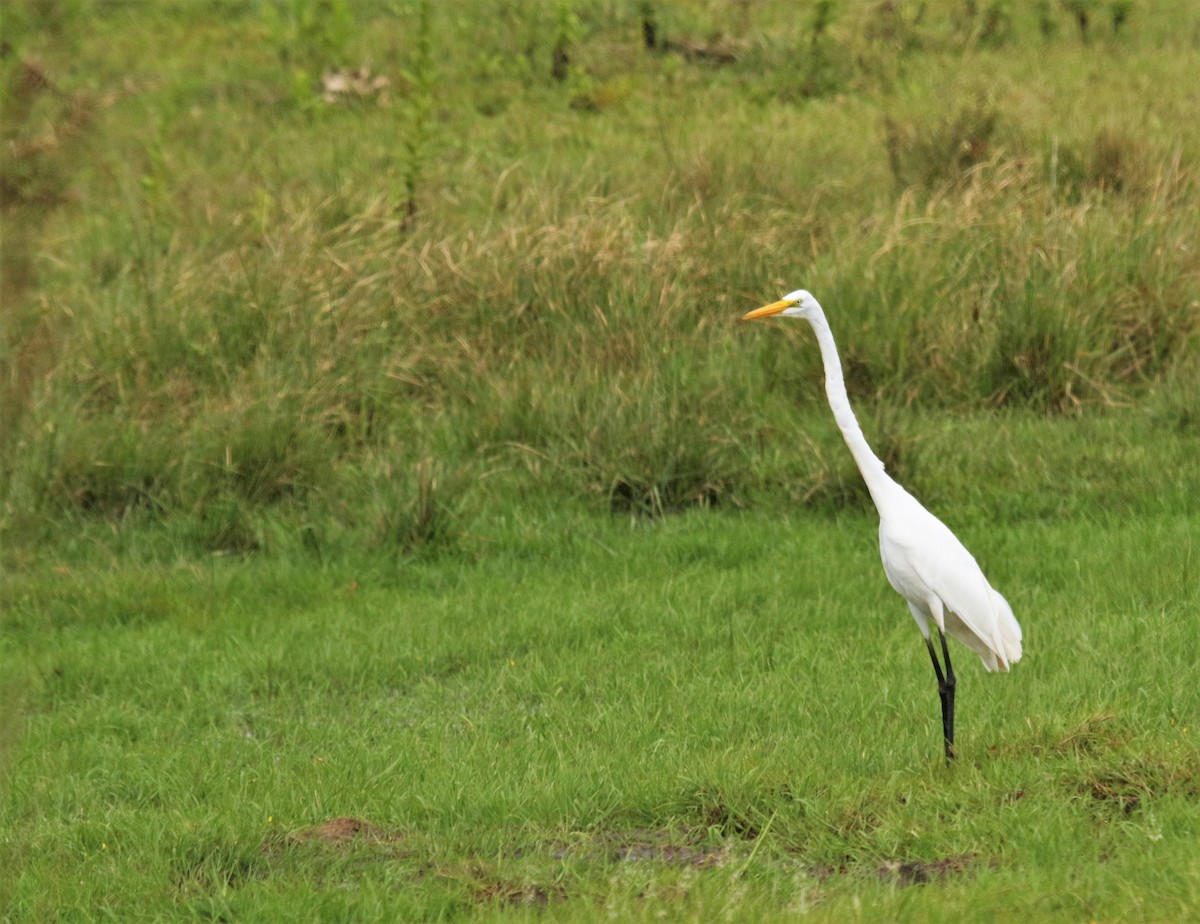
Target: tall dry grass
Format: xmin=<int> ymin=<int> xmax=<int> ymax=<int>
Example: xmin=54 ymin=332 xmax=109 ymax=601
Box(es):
xmin=2 ymin=0 xmax=1198 ymax=552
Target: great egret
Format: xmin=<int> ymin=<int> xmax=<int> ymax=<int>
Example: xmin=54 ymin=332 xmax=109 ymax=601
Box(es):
xmin=742 ymin=290 xmax=1022 ymax=763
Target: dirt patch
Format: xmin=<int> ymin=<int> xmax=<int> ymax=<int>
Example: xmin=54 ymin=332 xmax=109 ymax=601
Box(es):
xmin=472 ymin=878 xmax=567 ymax=908
xmin=811 ymin=853 xmax=986 ymax=887
xmin=260 ymin=816 xmax=407 ymax=857
xmin=287 ymin=816 xmax=404 ymax=845
xmin=611 ymin=841 xmax=730 ymax=868
xmin=553 ymin=827 xmax=731 ymax=869
xmin=1086 ymin=774 xmax=1144 ymax=814
xmin=879 ymin=853 xmax=981 ymax=885
xmin=1079 ymin=758 xmax=1200 ymax=816
xmin=1047 ymin=713 xmax=1130 ymax=756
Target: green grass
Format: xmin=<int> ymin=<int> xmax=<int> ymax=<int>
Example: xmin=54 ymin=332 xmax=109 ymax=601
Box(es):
xmin=4 ymin=498 xmax=1199 ymax=919
xmin=4 ymin=1 xmax=1200 ymax=919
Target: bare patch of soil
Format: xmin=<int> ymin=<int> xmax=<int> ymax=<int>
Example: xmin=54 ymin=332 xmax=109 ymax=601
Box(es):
xmin=1079 ymin=758 xmax=1200 ymax=816
xmin=260 ymin=816 xmax=407 ymax=858
xmin=472 ymin=878 xmax=567 ymax=908
xmin=811 ymin=853 xmax=987 ymax=886
xmin=878 ymin=853 xmax=981 ymax=885
xmin=553 ymin=827 xmax=731 ymax=869
xmin=287 ymin=816 xmax=404 ymax=845
xmin=1048 ymin=713 xmax=1129 ymax=756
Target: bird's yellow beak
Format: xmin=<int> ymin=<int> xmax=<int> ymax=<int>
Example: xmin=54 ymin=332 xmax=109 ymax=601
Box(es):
xmin=741 ymin=299 xmax=794 ymax=321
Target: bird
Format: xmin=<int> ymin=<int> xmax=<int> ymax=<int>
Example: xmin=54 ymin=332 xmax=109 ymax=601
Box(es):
xmin=742 ymin=289 xmax=1022 ymax=764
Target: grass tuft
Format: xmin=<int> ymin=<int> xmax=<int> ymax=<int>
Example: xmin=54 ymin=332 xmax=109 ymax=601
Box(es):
xmin=884 ymin=93 xmax=1002 ymax=191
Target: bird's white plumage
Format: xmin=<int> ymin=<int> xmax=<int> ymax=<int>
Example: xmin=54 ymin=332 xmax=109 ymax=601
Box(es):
xmin=878 ymin=488 xmax=1021 ymax=672
xmin=742 ymin=289 xmax=1022 ymax=675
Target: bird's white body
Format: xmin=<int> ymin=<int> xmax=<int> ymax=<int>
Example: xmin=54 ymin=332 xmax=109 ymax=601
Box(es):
xmin=743 ymin=289 xmax=1022 ymax=676
xmin=876 ymin=483 xmax=1021 ymax=672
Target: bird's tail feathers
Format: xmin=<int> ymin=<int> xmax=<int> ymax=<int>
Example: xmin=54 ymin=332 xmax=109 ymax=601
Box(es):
xmin=990 ymin=589 xmax=1022 ymax=670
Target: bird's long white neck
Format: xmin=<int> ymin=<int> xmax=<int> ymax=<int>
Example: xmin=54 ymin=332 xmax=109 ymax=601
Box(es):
xmin=806 ymin=304 xmax=898 ymax=507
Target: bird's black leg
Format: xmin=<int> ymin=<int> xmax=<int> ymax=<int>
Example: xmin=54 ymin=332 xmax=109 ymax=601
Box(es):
xmin=939 ymin=629 xmax=956 ymax=759
xmin=925 ymin=632 xmax=957 ymax=765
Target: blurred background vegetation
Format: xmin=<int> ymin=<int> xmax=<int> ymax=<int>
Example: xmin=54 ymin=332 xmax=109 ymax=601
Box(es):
xmin=2 ymin=0 xmax=1198 ymax=558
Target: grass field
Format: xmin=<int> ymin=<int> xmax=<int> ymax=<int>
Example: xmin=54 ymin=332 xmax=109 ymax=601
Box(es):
xmin=3 ymin=0 xmax=1200 ymax=919
xmin=4 ymin=498 xmax=1200 ymax=919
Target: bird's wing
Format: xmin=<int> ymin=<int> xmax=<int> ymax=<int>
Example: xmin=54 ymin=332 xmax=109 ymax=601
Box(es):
xmin=880 ymin=502 xmax=1018 ymax=671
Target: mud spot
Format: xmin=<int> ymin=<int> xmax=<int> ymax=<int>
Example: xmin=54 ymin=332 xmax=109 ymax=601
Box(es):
xmin=1087 ymin=775 xmax=1143 ymax=814
xmin=1076 ymin=758 xmax=1200 ymax=817
xmin=878 ymin=853 xmax=980 ymax=885
xmin=288 ymin=816 xmax=404 ymax=845
xmin=1047 ymin=713 xmax=1128 ymax=756
xmin=811 ymin=853 xmax=986 ymax=887
xmin=472 ymin=879 xmax=566 ymax=908
xmin=554 ymin=827 xmax=730 ymax=869
xmin=612 ymin=841 xmax=729 ymax=868
xmin=261 ymin=816 xmax=407 ymax=857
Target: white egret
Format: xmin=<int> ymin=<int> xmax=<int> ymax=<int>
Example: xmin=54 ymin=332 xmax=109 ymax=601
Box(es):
xmin=742 ymin=290 xmax=1022 ymax=763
